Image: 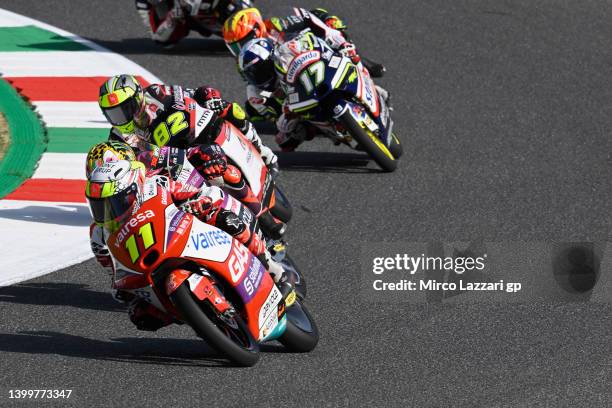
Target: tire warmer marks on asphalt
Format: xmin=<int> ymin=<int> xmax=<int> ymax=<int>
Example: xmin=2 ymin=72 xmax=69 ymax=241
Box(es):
xmin=0 ymin=8 xmax=161 ymax=285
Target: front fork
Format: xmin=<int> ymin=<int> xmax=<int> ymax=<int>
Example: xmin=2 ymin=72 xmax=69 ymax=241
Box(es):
xmin=166 ymin=269 xmax=232 ymax=316
xmin=332 ymin=100 xmax=390 ymax=147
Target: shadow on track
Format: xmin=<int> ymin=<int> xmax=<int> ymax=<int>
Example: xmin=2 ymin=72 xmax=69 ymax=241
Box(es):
xmin=277 ymin=151 xmax=378 ymax=174
xmin=0 ymin=283 xmax=123 ymax=312
xmin=0 ymin=331 xmax=296 ymax=366
xmin=83 ymin=37 xmax=230 ymax=56
xmin=0 ymin=331 xmax=232 ymax=367
xmin=0 ymin=205 xmax=92 ymax=226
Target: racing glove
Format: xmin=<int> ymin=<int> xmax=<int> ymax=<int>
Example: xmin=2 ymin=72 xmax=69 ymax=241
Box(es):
xmin=187 ymin=144 xmax=228 ymax=178
xmin=259 ymin=145 xmax=279 ymax=177
xmin=90 ymin=224 xmax=113 ymax=272
xmin=193 ymin=87 xmax=232 ymax=117
xmin=339 ymin=42 xmax=361 ymax=64
xmin=178 ymin=193 xmax=214 ymax=219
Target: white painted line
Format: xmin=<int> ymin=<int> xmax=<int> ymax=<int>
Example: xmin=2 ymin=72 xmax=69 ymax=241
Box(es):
xmin=0 ymin=200 xmax=92 ymax=287
xmin=0 ymin=51 xmax=161 ymax=78
xmin=32 ymin=153 xmax=86 ymax=180
xmin=33 ymin=101 xmax=107 ymax=128
xmin=0 ymin=8 xmax=162 ymax=83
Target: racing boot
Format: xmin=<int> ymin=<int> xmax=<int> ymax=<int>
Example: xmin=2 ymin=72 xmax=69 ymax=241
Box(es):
xmin=363 ymin=56 xmax=386 ymax=78
xmin=263 ymin=250 xmax=295 ymax=303
xmin=375 ymin=85 xmax=390 ymax=104
xmin=221 ymin=165 xmax=263 ymax=215
xmin=128 ymin=299 xmax=175 ymax=331
xmin=258 ymin=210 xmax=286 ymax=240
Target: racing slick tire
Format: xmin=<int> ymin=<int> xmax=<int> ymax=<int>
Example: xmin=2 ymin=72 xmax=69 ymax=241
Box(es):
xmin=278 ymin=301 xmax=319 ymax=352
xmin=270 ymin=184 xmax=293 ymax=222
xmin=171 ymin=281 xmax=260 ymax=367
xmin=389 ymin=133 xmax=403 ymax=159
xmin=339 ymin=111 xmax=398 ymax=172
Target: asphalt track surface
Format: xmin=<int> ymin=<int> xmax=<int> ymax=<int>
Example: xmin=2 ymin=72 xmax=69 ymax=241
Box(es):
xmin=1 ymin=1 xmax=612 ymax=406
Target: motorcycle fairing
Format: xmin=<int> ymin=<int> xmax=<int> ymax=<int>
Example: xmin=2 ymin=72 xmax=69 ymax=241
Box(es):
xmin=214 ymin=122 xmax=267 ymax=198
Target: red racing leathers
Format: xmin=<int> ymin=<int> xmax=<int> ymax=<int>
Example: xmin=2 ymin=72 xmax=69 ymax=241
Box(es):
xmin=89 ymin=175 xmax=276 ymax=331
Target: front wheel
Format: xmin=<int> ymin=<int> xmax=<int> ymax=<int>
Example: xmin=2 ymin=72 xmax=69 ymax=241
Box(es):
xmin=171 ymin=282 xmax=260 ymax=366
xmin=388 ymin=133 xmax=403 ymax=158
xmin=278 ymin=301 xmax=319 ymax=352
xmin=339 ymin=111 xmax=397 ymax=172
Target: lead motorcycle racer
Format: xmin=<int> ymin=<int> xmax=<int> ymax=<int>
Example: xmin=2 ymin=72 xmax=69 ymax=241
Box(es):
xmin=97 ymin=74 xmax=285 ymax=237
xmin=86 ymin=153 xmax=291 ymax=332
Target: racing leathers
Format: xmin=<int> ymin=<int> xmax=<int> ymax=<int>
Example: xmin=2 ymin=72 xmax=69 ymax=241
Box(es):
xmin=109 ymin=83 xmax=279 ymax=217
xmin=135 ymin=0 xmax=244 ymax=46
xmin=90 ymin=175 xmax=284 ymax=331
xmin=244 ymin=7 xmax=360 ymax=123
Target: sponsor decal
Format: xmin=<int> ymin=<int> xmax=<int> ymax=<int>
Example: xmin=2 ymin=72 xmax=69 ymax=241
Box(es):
xmin=115 ymin=210 xmax=155 ymax=246
xmin=197 ymin=109 xmax=214 ymax=129
xmin=166 ymin=270 xmax=191 ymax=294
xmin=259 ymin=285 xmax=282 ymax=330
xmin=107 ymin=93 xmax=118 ymax=105
xmin=165 ymin=209 xmax=187 ymax=248
xmin=260 ymin=311 xmax=279 ymax=339
xmin=329 ymin=56 xmax=341 ymax=69
xmin=228 ymin=240 xmax=251 ymax=283
xmin=286 ymin=50 xmax=321 ymax=84
xmin=172 ymin=86 xmax=185 ymax=110
xmin=189 ymin=230 xmax=232 ymax=251
xmin=236 ymin=257 xmax=265 ymax=301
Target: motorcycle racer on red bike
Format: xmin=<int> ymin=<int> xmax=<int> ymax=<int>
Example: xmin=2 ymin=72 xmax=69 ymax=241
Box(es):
xmin=86 ymin=154 xmax=289 ymax=331
xmin=97 ymin=74 xmax=284 ymax=237
xmin=135 ymin=0 xmax=252 ymax=47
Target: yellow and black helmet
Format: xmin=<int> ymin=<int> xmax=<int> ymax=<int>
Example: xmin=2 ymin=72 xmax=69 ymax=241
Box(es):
xmin=98 ymin=75 xmax=144 ymax=134
xmin=85 ymin=141 xmax=136 ymax=178
xmin=85 ymin=160 xmax=146 ymax=232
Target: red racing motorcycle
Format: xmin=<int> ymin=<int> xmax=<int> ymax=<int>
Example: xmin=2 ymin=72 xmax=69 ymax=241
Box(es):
xmin=107 ymin=184 xmax=318 ymax=366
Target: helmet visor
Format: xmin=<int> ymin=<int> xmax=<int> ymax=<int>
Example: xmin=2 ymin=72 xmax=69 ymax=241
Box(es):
xmin=245 ymin=58 xmax=276 ymax=91
xmin=101 ymin=97 xmax=141 ymax=127
xmin=88 ymin=182 xmax=139 ymax=231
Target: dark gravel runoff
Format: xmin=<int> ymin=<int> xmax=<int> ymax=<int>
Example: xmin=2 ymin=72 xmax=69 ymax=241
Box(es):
xmin=1 ymin=1 xmax=612 ymax=406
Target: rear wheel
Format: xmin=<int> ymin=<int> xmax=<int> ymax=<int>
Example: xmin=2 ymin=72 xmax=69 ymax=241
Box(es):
xmin=171 ymin=281 xmax=260 ymax=366
xmin=339 ymin=111 xmax=397 ymax=172
xmin=269 ymin=184 xmax=293 ymax=222
xmin=278 ymin=301 xmax=319 ymax=352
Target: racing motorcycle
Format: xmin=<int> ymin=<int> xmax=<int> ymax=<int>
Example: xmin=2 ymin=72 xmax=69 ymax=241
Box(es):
xmin=107 ymin=187 xmax=318 ymax=366
xmin=137 ymin=140 xmax=306 ymax=299
xmin=277 ymin=31 xmax=402 ymax=172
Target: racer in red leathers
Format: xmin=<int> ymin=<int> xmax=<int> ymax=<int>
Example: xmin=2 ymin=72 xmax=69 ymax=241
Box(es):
xmin=87 ymin=158 xmax=287 ymax=332
xmin=135 ymin=0 xmax=250 ymax=47
xmin=98 ymin=75 xmax=284 ymax=238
